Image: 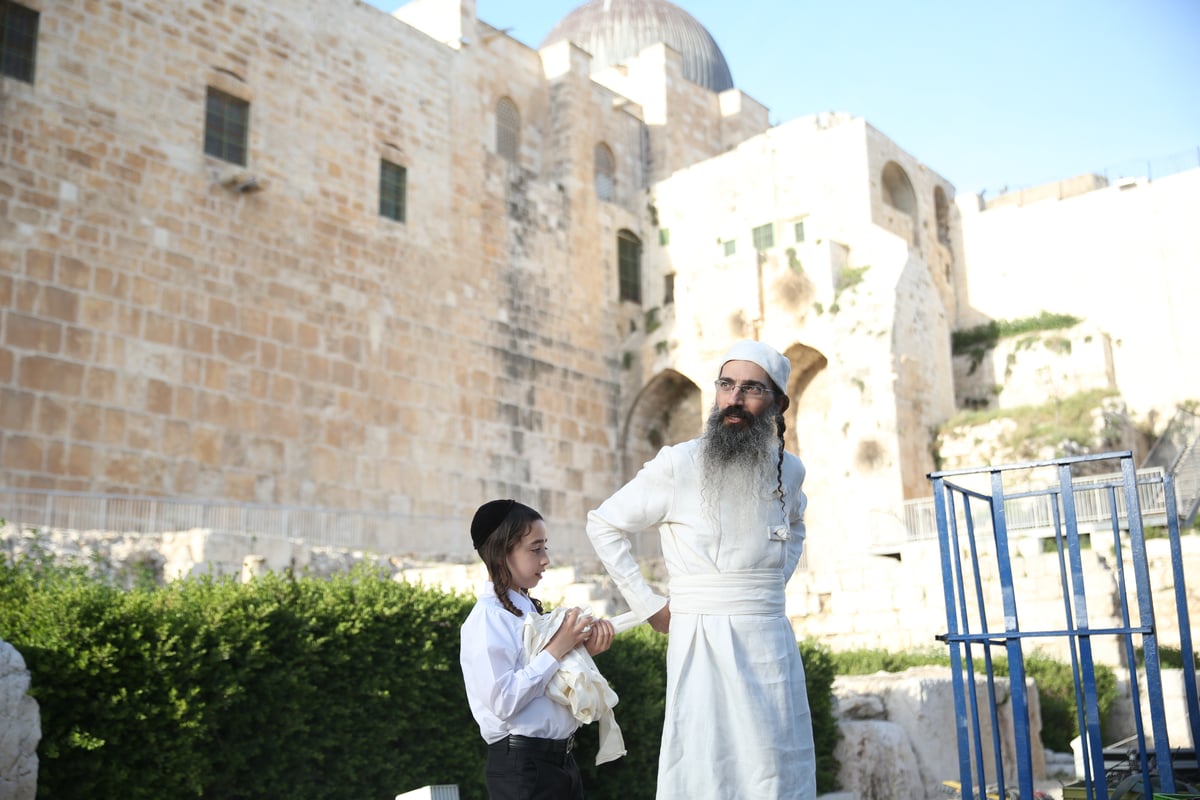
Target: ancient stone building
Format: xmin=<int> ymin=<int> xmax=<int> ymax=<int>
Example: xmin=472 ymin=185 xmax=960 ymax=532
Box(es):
xmin=1 ymin=0 xmax=1197 ymax=606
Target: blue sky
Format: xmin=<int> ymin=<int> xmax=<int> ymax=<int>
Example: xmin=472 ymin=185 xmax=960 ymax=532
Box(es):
xmin=367 ymin=0 xmax=1200 ymax=197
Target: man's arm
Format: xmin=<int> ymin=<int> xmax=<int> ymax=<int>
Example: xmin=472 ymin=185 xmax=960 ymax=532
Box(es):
xmin=585 ymin=447 xmax=675 ymax=624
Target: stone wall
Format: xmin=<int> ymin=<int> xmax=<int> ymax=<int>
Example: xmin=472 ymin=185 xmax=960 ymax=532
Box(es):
xmin=1 ymin=0 xmax=976 ymax=573
xmin=952 ymin=323 xmax=1116 ymax=414
xmin=788 ymin=528 xmax=1200 ymax=670
xmin=958 ymin=169 xmax=1200 ymax=423
xmin=834 ymin=668 xmax=1048 ymax=800
xmin=0 ymin=0 xmax=641 ymax=552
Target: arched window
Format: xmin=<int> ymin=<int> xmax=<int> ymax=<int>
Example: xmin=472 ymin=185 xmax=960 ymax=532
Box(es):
xmin=617 ymin=230 xmax=642 ymax=303
xmin=496 ymin=97 xmax=519 ymax=162
xmin=881 ymin=161 xmax=916 ymax=216
xmin=594 ymin=143 xmax=615 ymax=201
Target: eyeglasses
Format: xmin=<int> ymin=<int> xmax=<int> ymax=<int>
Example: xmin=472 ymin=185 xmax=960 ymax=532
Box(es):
xmin=714 ymin=378 xmax=774 ymax=399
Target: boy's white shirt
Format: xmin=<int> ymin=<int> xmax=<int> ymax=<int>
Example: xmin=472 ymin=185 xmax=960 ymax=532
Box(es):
xmin=521 ymin=606 xmax=627 ymax=765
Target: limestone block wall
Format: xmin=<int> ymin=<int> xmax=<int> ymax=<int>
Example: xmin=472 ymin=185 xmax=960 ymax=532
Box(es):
xmin=623 ymin=114 xmax=963 ymax=571
xmin=787 ymin=532 xmax=1200 ymax=673
xmin=590 ymin=41 xmax=761 ymax=183
xmin=717 ymin=87 xmax=770 ymax=154
xmin=0 ymin=0 xmax=663 ymax=557
xmin=835 ymin=668 xmax=1047 ymax=799
xmin=952 ymin=323 xmax=1116 ymax=413
xmin=958 ymin=168 xmax=1200 ymax=422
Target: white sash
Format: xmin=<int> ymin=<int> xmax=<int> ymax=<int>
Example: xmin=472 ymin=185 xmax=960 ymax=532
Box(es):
xmin=668 ymin=569 xmax=785 ymax=617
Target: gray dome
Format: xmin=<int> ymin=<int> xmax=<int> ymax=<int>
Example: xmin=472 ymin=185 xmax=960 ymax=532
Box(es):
xmin=541 ymin=0 xmax=734 ymax=93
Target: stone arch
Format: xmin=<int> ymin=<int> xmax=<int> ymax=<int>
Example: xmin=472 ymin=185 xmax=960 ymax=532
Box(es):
xmin=782 ymin=342 xmax=829 ymax=455
xmin=880 ymin=160 xmax=918 ymax=246
xmin=620 ymin=369 xmax=703 ymax=482
xmin=881 ymin=160 xmax=916 ymax=217
xmin=495 ymin=97 xmax=520 ymax=162
xmin=594 ymin=142 xmax=615 ymax=202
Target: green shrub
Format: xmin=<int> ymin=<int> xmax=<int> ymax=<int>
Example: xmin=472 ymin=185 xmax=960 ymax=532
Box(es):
xmin=829 ymin=646 xmax=950 ymax=674
xmin=1135 ymin=645 xmax=1199 ymax=671
xmin=801 ymin=638 xmax=842 ymax=792
xmin=0 ymin=558 xmax=484 ymax=800
xmin=0 ymin=556 xmax=841 ymax=799
xmin=951 ymin=311 xmax=1082 ymax=356
xmin=1015 ymin=651 xmax=1117 ymax=752
xmin=575 ymin=625 xmax=668 ymax=800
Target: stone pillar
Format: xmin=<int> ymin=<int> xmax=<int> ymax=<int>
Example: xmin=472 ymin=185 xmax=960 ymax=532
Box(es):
xmin=0 ymin=639 xmax=40 ymax=800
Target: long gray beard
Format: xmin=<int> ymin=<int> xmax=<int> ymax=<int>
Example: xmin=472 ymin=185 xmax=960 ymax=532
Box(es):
xmin=698 ymin=404 xmax=780 ymax=529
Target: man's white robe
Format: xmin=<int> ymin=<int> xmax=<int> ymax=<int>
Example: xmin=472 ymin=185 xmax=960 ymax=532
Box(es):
xmin=587 ymin=439 xmax=816 ymax=800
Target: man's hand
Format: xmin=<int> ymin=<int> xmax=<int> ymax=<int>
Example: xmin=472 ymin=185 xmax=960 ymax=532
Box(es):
xmin=647 ymin=603 xmax=671 ymax=634
xmin=584 ymin=618 xmax=614 ymax=656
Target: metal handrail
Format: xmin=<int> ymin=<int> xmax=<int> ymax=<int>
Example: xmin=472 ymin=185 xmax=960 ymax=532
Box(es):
xmin=0 ymin=488 xmax=451 ymax=553
xmin=900 ymin=467 xmax=1171 ymax=543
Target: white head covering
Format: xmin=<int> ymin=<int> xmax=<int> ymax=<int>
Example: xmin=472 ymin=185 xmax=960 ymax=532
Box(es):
xmin=720 ymin=340 xmax=791 ymax=396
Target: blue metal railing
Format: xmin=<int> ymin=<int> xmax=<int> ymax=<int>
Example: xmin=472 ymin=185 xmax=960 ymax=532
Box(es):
xmin=931 ymin=451 xmax=1198 ymax=799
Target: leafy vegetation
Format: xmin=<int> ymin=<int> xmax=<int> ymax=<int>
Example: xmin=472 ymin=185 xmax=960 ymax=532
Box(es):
xmin=1135 ymin=645 xmax=1199 ymax=671
xmin=937 ymin=387 xmax=1121 ymax=462
xmin=953 ymin=311 xmax=1083 ymax=373
xmin=952 ymin=311 xmax=1083 ymax=356
xmin=0 ymin=552 xmax=841 ymax=799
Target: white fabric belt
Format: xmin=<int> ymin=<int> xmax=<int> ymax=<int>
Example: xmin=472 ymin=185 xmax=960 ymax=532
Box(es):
xmin=668 ymin=570 xmax=785 ymax=617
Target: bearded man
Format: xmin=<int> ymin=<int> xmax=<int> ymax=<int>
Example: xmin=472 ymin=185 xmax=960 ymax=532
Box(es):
xmin=586 ymin=340 xmax=815 ymax=800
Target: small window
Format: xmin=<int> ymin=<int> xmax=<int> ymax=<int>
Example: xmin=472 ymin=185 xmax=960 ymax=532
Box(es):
xmin=379 ymin=160 xmax=407 ymax=223
xmin=752 ymin=223 xmax=774 ymax=251
xmin=594 ymin=143 xmax=615 ymax=201
xmin=934 ymin=186 xmax=950 ymax=245
xmin=658 ymin=228 xmax=670 ymax=246
xmin=617 ymin=230 xmax=642 ymax=304
xmin=794 ymin=220 xmax=805 ymax=243
xmin=723 ymin=239 xmax=736 ymax=257
xmin=1 ymin=1 xmax=39 ymax=84
xmin=204 ymin=87 xmax=250 ymax=166
xmin=496 ymin=97 xmax=520 ymax=162
xmin=663 ymin=273 xmax=675 ymax=305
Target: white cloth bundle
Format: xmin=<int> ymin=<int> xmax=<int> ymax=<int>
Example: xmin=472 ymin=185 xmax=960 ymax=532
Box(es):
xmin=521 ymin=607 xmax=627 ymax=765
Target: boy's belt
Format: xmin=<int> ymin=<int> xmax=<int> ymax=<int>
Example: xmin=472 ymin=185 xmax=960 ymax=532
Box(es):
xmin=499 ymin=733 xmax=575 ymax=756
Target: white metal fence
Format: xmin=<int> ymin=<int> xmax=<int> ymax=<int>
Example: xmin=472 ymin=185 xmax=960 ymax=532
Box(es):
xmin=900 ymin=466 xmax=1173 ymax=544
xmin=0 ymin=488 xmax=461 ymax=554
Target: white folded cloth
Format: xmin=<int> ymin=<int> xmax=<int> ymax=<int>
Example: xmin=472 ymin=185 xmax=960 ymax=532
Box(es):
xmin=521 ymin=607 xmax=627 ymax=765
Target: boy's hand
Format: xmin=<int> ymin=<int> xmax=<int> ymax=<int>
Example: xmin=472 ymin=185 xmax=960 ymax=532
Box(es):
xmin=546 ymin=607 xmax=593 ymax=660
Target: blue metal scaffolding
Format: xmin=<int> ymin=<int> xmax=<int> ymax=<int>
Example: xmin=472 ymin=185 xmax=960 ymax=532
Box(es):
xmin=930 ymin=451 xmax=1199 ymax=799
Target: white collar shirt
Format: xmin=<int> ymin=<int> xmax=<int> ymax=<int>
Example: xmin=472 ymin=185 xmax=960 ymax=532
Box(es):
xmin=459 ymin=583 xmax=579 ymax=744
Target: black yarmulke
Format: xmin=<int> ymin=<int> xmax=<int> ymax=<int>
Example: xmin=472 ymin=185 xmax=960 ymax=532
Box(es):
xmin=471 ymin=499 xmax=516 ymax=549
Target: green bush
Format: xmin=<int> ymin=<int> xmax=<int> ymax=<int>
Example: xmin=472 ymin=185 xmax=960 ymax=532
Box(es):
xmin=829 ymin=646 xmax=951 ymax=675
xmin=0 ymin=555 xmax=841 ymax=800
xmin=0 ymin=558 xmax=485 ymax=800
xmin=801 ymin=638 xmax=842 ymax=792
xmin=1017 ymin=651 xmax=1118 ymax=752
xmin=575 ymin=625 xmax=668 ymax=800
xmin=951 ymin=311 xmax=1082 ymax=356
